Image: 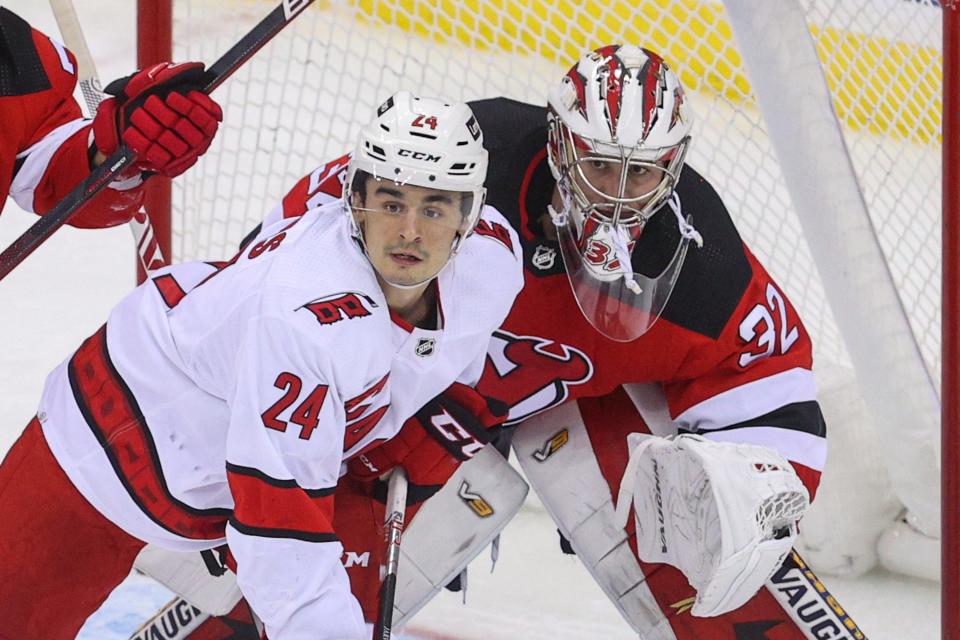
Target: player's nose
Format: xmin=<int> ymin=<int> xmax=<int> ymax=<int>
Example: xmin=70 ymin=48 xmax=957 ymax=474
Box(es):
xmin=397 ymin=210 xmax=423 ymax=240
xmin=591 ymin=170 xmax=623 ymax=200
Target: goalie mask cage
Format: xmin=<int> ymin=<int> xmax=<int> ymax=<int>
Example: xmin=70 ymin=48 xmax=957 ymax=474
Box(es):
xmin=138 ymin=0 xmax=957 ymax=632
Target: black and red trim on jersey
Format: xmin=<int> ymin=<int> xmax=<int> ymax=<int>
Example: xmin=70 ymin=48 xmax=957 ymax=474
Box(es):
xmin=67 ymin=326 xmax=230 ymax=540
xmin=226 ymin=463 xmax=337 ymax=543
xmin=694 ymin=400 xmax=826 ymax=439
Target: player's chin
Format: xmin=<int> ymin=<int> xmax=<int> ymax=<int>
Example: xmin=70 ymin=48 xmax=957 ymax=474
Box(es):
xmin=379 ymin=263 xmax=430 ymax=287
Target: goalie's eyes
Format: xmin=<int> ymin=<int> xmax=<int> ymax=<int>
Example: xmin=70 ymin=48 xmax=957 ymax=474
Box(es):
xmin=585 ymin=160 xmax=651 ymax=177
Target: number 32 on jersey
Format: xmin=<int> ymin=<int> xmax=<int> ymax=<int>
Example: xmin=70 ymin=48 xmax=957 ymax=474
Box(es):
xmin=738 ymin=282 xmax=800 ymax=368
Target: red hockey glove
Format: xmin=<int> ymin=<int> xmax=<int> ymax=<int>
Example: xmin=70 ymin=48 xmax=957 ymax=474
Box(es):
xmin=93 ymin=62 xmax=223 ymax=178
xmin=348 ymin=382 xmax=508 ymax=491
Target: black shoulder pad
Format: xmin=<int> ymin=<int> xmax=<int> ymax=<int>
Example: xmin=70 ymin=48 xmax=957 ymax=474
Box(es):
xmin=468 ymin=97 xmax=546 ymax=153
xmin=468 ymin=98 xmax=550 ymax=236
xmin=0 ymin=8 xmax=52 ymax=97
xmin=640 ymin=165 xmax=753 ymax=339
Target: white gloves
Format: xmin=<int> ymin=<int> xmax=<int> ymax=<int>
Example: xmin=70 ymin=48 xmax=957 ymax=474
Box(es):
xmin=614 ymin=433 xmax=809 ymax=617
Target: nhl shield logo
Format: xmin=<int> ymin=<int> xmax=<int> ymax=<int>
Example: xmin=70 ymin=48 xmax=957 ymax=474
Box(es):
xmin=415 ymin=337 xmax=436 ymax=357
xmin=532 ymin=244 xmax=557 ymax=270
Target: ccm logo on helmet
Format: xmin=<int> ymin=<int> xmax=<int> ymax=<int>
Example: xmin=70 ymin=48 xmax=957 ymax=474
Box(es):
xmin=397 ymin=149 xmax=442 ymax=162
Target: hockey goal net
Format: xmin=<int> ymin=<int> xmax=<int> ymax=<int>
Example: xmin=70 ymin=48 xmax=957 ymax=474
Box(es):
xmin=142 ymin=0 xmax=946 ymax=586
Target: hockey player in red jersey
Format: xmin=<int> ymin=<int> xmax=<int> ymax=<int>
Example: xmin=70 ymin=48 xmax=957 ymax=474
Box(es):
xmin=253 ymin=45 xmax=865 ymax=640
xmin=0 ymin=7 xmax=222 ymax=228
xmin=0 ymin=92 xmax=521 ymax=640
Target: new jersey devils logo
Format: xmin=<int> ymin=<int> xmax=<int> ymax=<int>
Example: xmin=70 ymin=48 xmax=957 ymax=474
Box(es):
xmin=478 ymin=330 xmax=594 ymax=425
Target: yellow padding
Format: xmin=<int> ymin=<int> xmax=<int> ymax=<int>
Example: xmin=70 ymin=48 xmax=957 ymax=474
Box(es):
xmin=354 ymin=0 xmax=941 ymax=144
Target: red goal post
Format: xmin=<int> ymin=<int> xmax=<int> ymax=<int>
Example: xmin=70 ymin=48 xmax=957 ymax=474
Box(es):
xmin=942 ymin=3 xmax=958 ymax=638
xmin=138 ymin=0 xmax=956 ymax=634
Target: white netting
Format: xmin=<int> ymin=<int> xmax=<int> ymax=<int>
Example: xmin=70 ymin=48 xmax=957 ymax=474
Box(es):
xmin=167 ymin=0 xmax=943 ymax=576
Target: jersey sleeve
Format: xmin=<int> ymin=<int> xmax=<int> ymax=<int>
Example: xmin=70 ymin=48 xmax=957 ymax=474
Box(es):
xmin=224 ymin=313 xmax=366 ymax=639
xmin=662 ymin=250 xmax=826 ymax=499
xmin=260 ymin=153 xmax=352 ymax=230
xmin=1 ymin=9 xmax=142 ymax=225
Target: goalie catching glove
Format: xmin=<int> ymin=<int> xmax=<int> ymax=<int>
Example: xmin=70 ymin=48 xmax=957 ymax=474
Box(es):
xmin=93 ymin=62 xmax=223 ymax=180
xmin=348 ymin=382 xmax=507 ymax=492
xmin=614 ymin=433 xmax=809 ymax=617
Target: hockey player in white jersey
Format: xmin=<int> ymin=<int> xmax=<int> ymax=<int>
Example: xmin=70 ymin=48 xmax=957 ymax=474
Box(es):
xmin=0 ymin=92 xmax=522 ymax=640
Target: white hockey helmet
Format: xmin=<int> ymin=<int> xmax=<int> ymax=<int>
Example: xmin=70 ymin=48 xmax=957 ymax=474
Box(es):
xmin=546 ymin=45 xmax=701 ymax=341
xmin=344 ymin=91 xmax=488 ymax=268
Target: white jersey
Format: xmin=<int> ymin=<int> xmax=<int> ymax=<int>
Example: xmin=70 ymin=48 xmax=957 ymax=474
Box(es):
xmin=37 ymin=201 xmax=522 ymax=639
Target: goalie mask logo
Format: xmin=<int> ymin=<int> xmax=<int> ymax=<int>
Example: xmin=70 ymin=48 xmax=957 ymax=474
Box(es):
xmin=479 ymin=330 xmax=594 ymax=425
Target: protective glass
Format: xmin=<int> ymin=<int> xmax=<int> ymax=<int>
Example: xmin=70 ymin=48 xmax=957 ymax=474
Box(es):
xmin=552 ymin=202 xmax=693 ymax=341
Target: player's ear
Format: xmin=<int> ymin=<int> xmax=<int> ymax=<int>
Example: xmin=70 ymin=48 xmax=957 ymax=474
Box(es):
xmin=350 ymin=190 xmax=367 ymax=223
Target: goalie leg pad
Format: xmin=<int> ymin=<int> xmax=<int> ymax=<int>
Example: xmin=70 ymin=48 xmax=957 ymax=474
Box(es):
xmin=392 ymin=444 xmax=529 ymax=626
xmin=510 ymin=399 xmax=678 ymax=640
xmin=332 ymin=444 xmax=528 ymax=626
xmin=134 ymin=546 xmax=243 ymax=616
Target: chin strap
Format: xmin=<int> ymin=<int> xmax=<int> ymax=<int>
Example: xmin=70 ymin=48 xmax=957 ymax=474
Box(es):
xmin=667 ymin=193 xmax=704 ymax=248
xmin=608 ymin=224 xmax=644 ymax=294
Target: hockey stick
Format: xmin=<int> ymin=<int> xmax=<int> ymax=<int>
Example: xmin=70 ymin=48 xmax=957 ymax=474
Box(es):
xmin=374 ymin=467 xmax=409 ymax=640
xmin=48 ymin=0 xmax=167 ymax=274
xmin=128 ymin=469 xmax=409 ymax=640
xmin=126 ymin=597 xmax=207 ymax=640
xmin=0 ymin=0 xmax=316 ymax=282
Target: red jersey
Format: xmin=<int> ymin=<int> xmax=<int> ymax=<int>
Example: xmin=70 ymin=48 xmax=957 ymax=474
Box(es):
xmin=0 ymin=8 xmax=141 ymax=227
xmin=267 ymin=98 xmax=826 ymax=495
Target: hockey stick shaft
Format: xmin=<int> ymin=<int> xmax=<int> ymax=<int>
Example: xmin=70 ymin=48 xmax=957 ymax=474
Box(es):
xmin=374 ymin=467 xmax=409 ymax=640
xmin=0 ymin=0 xmax=316 ymax=282
xmin=48 ymin=0 xmax=105 ymax=110
xmin=48 ymin=0 xmax=168 ymax=274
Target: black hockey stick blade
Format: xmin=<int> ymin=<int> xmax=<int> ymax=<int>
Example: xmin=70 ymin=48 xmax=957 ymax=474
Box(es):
xmin=0 ymin=0 xmax=316 ymax=283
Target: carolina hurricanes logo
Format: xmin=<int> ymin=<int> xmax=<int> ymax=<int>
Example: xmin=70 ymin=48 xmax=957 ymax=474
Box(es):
xmin=299 ymin=292 xmax=378 ymax=325
xmin=478 ymin=330 xmax=594 ymax=424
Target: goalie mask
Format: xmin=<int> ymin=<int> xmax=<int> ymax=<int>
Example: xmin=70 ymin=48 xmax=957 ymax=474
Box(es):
xmin=345 ymin=91 xmax=488 ymax=288
xmin=547 ymin=45 xmax=702 ymax=341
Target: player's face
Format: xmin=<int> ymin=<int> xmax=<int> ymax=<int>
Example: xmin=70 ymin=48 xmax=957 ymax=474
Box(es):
xmin=574 ymin=158 xmax=665 ymax=209
xmin=354 ymin=181 xmax=466 ymax=287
